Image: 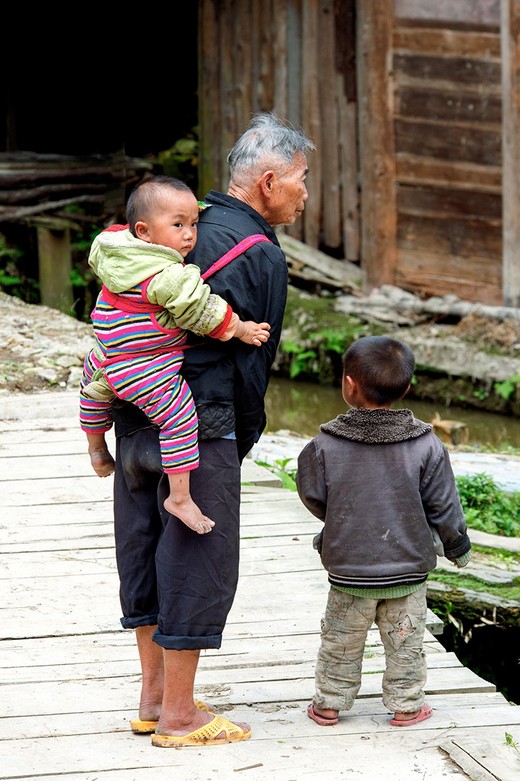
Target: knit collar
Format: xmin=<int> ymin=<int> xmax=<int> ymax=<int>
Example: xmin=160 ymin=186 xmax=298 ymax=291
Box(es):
xmin=320 ymin=407 xmax=432 ymax=444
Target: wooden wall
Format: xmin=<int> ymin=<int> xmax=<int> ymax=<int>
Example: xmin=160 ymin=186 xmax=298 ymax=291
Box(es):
xmin=4 ymin=1 xmax=516 ymax=310
xmin=198 ymin=0 xmax=516 ymax=306
xmin=392 ymin=2 xmax=503 ymax=304
xmin=197 ymin=0 xmax=360 ymax=260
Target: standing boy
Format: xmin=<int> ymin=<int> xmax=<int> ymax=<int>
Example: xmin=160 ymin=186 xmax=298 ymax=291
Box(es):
xmin=296 ymin=335 xmax=471 ymax=727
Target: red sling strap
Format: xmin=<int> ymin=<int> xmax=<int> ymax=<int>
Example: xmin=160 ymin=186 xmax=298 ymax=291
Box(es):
xmin=93 ymin=232 xmax=273 ymax=365
xmin=97 ymin=233 xmax=272 ymax=316
xmin=201 ymin=234 xmax=271 ymax=280
xmin=100 ymin=283 xmax=163 ymax=313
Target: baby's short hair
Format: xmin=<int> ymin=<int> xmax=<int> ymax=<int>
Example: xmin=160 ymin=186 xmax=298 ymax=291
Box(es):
xmin=126 ymin=175 xmax=194 ymax=234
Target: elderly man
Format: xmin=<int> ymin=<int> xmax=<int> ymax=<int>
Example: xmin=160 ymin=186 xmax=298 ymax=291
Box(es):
xmin=111 ymin=112 xmax=316 ymax=747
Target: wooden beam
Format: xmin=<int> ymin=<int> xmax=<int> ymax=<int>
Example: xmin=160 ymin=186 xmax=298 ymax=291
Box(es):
xmin=301 ymin=0 xmax=322 ymax=247
xmin=319 ymin=0 xmax=342 ymax=248
xmin=34 ymin=218 xmax=74 ymax=315
xmin=501 ymin=0 xmax=520 ymax=306
xmin=356 ymin=0 xmax=397 ymax=291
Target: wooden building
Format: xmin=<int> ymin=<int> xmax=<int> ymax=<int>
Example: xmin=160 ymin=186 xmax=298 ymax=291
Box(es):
xmin=1 ymin=1 xmax=519 ymax=309
xmin=198 ymin=0 xmax=520 ymax=308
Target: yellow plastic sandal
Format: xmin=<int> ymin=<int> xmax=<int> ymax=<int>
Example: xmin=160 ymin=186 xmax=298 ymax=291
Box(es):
xmin=130 ymin=699 xmax=212 ymax=734
xmin=151 ymin=715 xmax=252 ymax=747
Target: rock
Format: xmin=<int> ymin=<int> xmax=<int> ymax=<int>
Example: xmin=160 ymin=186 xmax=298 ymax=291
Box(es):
xmin=0 ymin=291 xmax=94 ymax=394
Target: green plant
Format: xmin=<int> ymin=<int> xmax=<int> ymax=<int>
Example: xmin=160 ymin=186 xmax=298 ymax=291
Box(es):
xmin=281 ymin=326 xmax=368 ymax=381
xmin=505 ymin=732 xmax=520 ymax=756
xmin=495 ymin=374 xmax=520 ymax=401
xmin=473 ymin=386 xmax=488 ymax=401
xmin=456 ymin=472 xmax=520 ymax=538
xmin=282 ymin=341 xmax=318 ymax=379
xmin=0 ymin=233 xmax=39 ymax=303
xmin=156 ymin=129 xmax=199 ymax=189
xmin=68 ymin=221 xmax=105 ymax=321
xmin=257 ymin=458 xmax=297 ymax=491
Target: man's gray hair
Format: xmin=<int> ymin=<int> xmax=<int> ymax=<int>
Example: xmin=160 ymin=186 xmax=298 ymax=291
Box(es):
xmin=227 ymin=112 xmax=316 ymax=184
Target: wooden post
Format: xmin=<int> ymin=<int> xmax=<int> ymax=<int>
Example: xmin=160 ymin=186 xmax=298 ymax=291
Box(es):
xmin=501 ymin=0 xmax=520 ymax=307
xmin=356 ymin=0 xmax=397 ymax=292
xmin=33 ymin=217 xmax=74 ymax=315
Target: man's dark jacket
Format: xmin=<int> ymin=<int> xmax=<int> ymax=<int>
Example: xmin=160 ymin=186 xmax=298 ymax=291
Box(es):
xmin=181 ymin=191 xmax=288 ymax=461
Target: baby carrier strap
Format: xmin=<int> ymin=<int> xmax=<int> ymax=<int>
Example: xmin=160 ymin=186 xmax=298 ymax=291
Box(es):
xmin=98 ymin=235 xmax=271 ymax=316
xmin=201 ymin=234 xmax=272 ymax=280
xmin=100 ymin=280 xmax=163 ymax=314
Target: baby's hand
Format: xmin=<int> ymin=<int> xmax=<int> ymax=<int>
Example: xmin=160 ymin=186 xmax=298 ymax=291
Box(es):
xmin=237 ymin=321 xmax=271 ymax=346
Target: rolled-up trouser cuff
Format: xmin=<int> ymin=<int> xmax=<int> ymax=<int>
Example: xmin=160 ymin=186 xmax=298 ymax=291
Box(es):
xmin=120 ymin=614 xmax=159 ymax=630
xmin=152 ymin=628 xmax=222 ymax=650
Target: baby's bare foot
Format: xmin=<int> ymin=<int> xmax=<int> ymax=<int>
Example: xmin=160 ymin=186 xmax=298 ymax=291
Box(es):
xmin=89 ymin=447 xmax=115 ymax=477
xmin=164 ymin=495 xmax=215 ymax=534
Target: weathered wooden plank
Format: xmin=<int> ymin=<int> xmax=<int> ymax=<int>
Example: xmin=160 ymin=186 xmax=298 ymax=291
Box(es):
xmin=395 ymin=85 xmax=502 ymax=124
xmin=440 ymin=735 xmax=520 ymax=781
xmin=394 ymin=53 xmax=501 ymax=87
xmin=335 ymin=1 xmax=360 ymax=261
xmin=0 ymin=664 xmax=496 ymax=724
xmin=395 ymin=119 xmax=502 ymax=166
xmin=395 ymin=0 xmax=501 ymax=27
xmin=395 ymin=247 xmax=502 ymax=303
xmin=271 ymin=0 xmax=287 ymax=117
xmin=318 ymin=0 xmax=341 ymax=249
xmin=0 ymin=182 xmax=109 ymax=204
xmin=279 ymin=233 xmax=363 ymax=288
xmin=397 ymin=183 xmax=502 ymax=219
xmin=338 ymin=93 xmax=360 ymax=261
xmin=397 ymin=214 xmax=502 ymax=259
xmin=0 ymin=634 xmax=448 ymax=686
xmin=501 ymin=0 xmax=520 ymax=307
xmin=396 ymin=155 xmax=502 ymax=192
xmin=0 ymin=434 xmax=83 ymax=454
xmin=300 ymin=0 xmax=321 ymax=248
xmin=197 ymin=0 xmax=220 ymax=197
xmin=286 ymin=0 xmax=301 ymax=126
xmin=356 ymin=0 xmax=397 ymax=290
xmin=0 ymin=194 xmax=106 ymax=222
xmin=394 ymin=27 xmax=501 ymax=58
xmin=219 ymin=0 xmax=238 ymax=190
xmin=3 ymin=709 xmax=518 ymax=781
xmin=0 ymin=474 xmax=113 ymax=507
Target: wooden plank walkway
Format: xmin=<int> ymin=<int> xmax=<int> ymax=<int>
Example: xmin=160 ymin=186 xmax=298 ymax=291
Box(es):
xmin=1 ymin=392 xmax=520 ymax=781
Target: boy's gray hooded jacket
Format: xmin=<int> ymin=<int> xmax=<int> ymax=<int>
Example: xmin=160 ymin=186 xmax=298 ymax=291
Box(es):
xmin=296 ymin=408 xmax=470 ymax=589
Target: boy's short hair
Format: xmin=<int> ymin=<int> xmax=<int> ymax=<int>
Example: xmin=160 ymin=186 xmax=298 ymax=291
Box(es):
xmin=343 ymin=335 xmax=415 ymax=405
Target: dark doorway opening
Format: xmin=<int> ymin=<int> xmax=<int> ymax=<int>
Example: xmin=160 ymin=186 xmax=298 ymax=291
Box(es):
xmin=2 ymin=9 xmax=199 ymax=159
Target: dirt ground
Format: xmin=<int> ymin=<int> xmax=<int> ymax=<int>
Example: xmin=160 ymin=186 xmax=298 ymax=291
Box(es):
xmin=0 ymin=291 xmax=94 ymax=395
xmin=453 ymin=310 xmax=520 ymax=351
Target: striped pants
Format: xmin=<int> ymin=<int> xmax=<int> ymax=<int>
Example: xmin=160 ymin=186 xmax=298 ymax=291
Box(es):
xmin=79 ymin=348 xmax=199 ymax=474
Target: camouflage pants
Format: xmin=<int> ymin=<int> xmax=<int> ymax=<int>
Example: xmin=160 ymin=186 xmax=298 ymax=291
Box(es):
xmin=313 ymin=583 xmax=428 ymax=714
